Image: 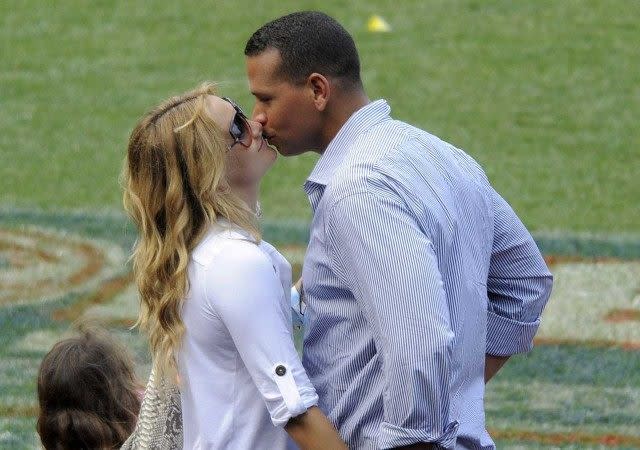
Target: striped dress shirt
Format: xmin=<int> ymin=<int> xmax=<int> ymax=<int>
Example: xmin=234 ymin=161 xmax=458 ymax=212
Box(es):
xmin=301 ymin=100 xmax=553 ymax=449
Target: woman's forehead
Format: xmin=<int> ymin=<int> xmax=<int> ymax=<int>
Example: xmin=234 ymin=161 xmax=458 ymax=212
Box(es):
xmin=205 ymin=95 xmax=234 ymax=129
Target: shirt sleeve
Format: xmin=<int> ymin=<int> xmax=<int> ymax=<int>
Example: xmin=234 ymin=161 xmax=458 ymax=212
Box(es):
xmin=485 ymin=189 xmax=554 ymax=356
xmin=326 ymin=191 xmax=458 ymax=449
xmin=203 ymin=240 xmax=318 ymax=427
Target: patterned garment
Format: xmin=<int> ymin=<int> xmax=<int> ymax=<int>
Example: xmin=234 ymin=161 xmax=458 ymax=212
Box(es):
xmin=120 ymin=368 xmax=183 ymax=450
xmin=301 ymin=100 xmax=553 ymax=449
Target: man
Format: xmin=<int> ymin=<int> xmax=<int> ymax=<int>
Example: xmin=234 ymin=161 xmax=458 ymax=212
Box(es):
xmin=245 ymin=11 xmax=552 ymax=449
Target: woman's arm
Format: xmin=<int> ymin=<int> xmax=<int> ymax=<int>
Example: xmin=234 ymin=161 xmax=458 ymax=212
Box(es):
xmin=285 ymin=406 xmax=347 ymax=449
xmin=207 ymin=241 xmax=337 ymax=440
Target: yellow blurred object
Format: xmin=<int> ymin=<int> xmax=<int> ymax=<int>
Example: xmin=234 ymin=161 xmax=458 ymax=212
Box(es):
xmin=367 ymin=15 xmax=391 ymax=33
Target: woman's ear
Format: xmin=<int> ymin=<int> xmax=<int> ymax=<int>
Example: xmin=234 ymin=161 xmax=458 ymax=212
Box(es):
xmin=307 ymin=73 xmax=330 ymax=111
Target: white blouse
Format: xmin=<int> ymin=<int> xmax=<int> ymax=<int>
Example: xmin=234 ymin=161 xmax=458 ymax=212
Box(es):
xmin=178 ymin=224 xmax=318 ymax=449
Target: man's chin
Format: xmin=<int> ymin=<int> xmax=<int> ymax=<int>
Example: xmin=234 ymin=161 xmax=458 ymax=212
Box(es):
xmin=275 ymin=144 xmax=302 ymax=157
xmin=264 ymin=138 xmax=282 ymax=154
xmin=276 ymin=146 xmax=293 ymax=157
xmin=264 ymin=140 xmax=278 ymax=153
xmin=267 ymin=139 xmax=308 ymax=157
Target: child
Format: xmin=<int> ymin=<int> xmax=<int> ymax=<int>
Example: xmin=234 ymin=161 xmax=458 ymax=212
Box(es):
xmin=37 ymin=326 xmax=142 ymax=449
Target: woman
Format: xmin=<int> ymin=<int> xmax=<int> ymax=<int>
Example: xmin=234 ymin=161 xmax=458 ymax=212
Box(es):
xmin=122 ymin=83 xmax=345 ymax=449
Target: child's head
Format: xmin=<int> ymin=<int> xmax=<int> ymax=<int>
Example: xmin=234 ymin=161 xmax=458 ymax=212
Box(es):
xmin=37 ymin=326 xmax=141 ymax=450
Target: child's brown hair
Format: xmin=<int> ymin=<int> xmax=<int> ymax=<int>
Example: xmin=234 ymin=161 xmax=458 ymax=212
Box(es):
xmin=37 ymin=326 xmax=141 ymax=449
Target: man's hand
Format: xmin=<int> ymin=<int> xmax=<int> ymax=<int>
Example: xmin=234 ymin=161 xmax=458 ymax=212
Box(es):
xmin=485 ymin=354 xmax=510 ymax=383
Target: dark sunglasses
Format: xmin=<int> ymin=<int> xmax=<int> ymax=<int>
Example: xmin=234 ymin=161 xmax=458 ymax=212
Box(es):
xmin=221 ymin=97 xmax=252 ymax=151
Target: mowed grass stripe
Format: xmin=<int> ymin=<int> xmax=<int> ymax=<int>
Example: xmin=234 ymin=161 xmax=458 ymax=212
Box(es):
xmin=1 ymin=216 xmax=639 ymax=449
xmin=1 ymin=1 xmax=639 ymax=232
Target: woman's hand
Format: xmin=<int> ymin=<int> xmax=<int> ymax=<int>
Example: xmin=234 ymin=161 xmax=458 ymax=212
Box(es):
xmin=285 ymin=406 xmax=348 ymax=449
xmin=294 ymin=277 xmax=303 ymax=293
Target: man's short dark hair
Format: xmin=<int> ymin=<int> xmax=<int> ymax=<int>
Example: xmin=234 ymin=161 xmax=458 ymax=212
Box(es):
xmin=245 ymin=11 xmax=362 ymax=89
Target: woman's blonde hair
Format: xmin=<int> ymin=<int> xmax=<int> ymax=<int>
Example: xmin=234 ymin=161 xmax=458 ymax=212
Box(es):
xmin=122 ymin=82 xmax=260 ymax=382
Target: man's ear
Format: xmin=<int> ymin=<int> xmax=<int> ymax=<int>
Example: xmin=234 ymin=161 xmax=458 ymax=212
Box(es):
xmin=307 ymin=73 xmax=330 ymax=111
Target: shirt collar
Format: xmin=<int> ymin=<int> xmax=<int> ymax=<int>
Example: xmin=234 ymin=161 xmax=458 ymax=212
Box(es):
xmin=306 ymin=99 xmax=391 ymax=188
xmin=214 ymin=218 xmax=257 ymax=243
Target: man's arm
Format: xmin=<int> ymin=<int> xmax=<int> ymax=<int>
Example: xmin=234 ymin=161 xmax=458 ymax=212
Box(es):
xmin=326 ymin=191 xmax=458 ymax=449
xmin=285 ymin=406 xmax=348 ymax=450
xmin=485 ymin=189 xmax=553 ymax=358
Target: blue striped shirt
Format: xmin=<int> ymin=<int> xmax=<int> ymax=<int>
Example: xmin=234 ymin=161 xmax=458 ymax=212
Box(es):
xmin=301 ymin=100 xmax=553 ymax=449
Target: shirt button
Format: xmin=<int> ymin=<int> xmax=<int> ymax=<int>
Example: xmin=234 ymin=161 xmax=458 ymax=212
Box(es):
xmin=275 ymin=365 xmax=287 ymax=376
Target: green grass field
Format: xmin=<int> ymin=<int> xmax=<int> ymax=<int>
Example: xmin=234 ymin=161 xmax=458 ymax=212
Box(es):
xmin=1 ymin=1 xmax=639 ymax=448
xmin=1 ymin=0 xmax=638 ymax=232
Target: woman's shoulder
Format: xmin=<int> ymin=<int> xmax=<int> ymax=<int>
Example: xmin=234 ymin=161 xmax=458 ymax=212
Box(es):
xmin=191 ymin=224 xmax=266 ymax=269
xmin=258 ymin=240 xmax=290 ymax=272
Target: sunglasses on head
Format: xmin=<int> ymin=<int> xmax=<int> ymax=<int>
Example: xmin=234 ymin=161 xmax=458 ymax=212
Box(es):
xmin=221 ymin=97 xmax=252 ymax=151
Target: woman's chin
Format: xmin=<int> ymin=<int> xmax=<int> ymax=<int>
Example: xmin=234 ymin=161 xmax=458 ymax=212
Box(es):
xmin=264 ymin=142 xmax=278 ymax=166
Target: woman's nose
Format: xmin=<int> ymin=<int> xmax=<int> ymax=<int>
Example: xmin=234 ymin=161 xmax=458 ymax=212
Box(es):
xmin=248 ymin=119 xmax=263 ymax=139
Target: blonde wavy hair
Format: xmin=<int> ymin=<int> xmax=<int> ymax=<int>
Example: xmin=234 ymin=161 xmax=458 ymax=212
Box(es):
xmin=122 ymin=82 xmax=260 ymax=382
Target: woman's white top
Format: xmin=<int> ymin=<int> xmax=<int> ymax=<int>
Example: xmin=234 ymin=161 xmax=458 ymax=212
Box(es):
xmin=178 ymin=224 xmax=318 ymax=449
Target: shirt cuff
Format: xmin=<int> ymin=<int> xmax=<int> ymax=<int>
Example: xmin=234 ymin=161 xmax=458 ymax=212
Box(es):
xmin=486 ymin=310 xmax=541 ymax=356
xmin=269 ymin=362 xmax=319 ymax=427
xmin=377 ymin=420 xmax=459 ymax=449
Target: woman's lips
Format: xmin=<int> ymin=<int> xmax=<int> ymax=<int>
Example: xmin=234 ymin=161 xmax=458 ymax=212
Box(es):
xmin=263 ymin=136 xmax=278 ymax=151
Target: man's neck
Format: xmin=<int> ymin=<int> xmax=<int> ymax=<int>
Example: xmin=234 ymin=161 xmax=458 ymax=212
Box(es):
xmin=319 ymin=90 xmax=369 ymax=154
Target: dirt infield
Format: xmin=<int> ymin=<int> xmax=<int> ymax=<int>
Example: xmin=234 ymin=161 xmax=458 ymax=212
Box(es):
xmin=1 ymin=216 xmax=639 ymax=449
xmin=0 ymin=226 xmax=127 ymax=306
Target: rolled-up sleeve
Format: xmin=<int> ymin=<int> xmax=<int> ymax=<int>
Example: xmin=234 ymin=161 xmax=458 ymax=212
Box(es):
xmin=486 ymin=189 xmax=553 ymax=356
xmin=204 ymin=241 xmax=318 ymax=426
xmin=327 ymin=191 xmax=459 ymax=448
